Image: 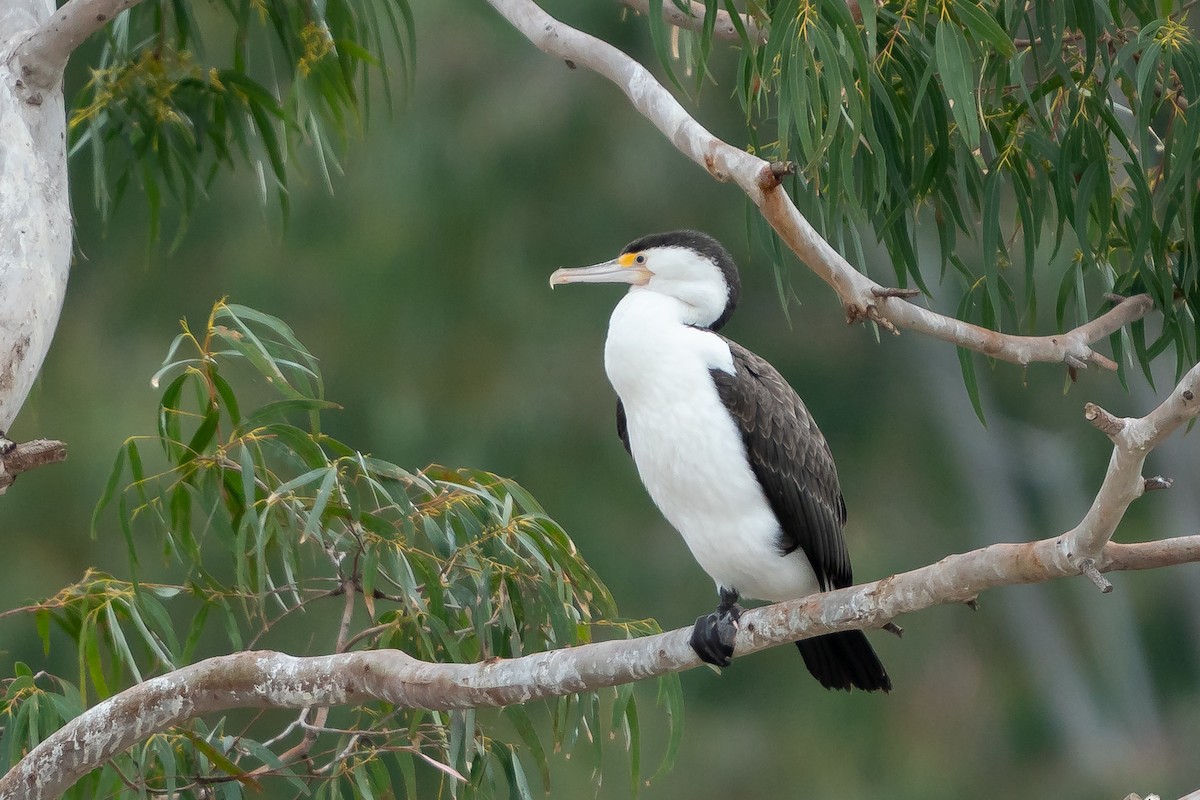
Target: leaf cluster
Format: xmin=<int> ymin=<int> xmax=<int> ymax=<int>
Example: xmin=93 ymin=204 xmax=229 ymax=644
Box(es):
xmin=70 ymin=0 xmax=415 ymax=243
xmin=0 ymin=302 xmax=682 ymax=798
xmin=655 ymin=0 xmax=1200 ymax=383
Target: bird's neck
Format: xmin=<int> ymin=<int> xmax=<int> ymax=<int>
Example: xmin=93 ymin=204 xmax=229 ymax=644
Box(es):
xmin=603 ymin=290 xmax=733 ymax=402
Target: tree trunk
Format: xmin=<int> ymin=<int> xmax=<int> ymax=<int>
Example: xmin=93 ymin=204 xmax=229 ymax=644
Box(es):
xmin=0 ymin=0 xmax=71 ymax=432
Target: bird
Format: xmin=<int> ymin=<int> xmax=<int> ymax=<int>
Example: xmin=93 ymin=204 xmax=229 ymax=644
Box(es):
xmin=550 ymin=230 xmax=891 ymax=692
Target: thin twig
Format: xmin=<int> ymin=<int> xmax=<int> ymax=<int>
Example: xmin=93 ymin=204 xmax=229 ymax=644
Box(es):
xmin=616 ymin=0 xmax=767 ymax=45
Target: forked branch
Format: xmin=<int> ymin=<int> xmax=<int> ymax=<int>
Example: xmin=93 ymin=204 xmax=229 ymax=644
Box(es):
xmin=486 ymin=0 xmax=1154 ymax=370
xmin=8 ymin=0 xmax=146 ymax=98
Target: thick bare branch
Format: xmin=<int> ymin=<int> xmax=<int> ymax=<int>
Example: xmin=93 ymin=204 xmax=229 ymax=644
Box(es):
xmin=617 ymin=0 xmax=768 ymax=44
xmin=0 ymin=438 xmax=67 ymax=492
xmin=486 ymin=0 xmax=1153 ymax=369
xmin=4 ymin=531 xmax=1199 ymax=800
xmin=9 ymin=0 xmax=145 ymax=96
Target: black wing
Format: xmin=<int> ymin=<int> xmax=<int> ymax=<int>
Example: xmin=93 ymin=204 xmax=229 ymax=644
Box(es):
xmin=710 ymin=339 xmax=851 ymax=591
xmin=616 ymin=399 xmax=632 ymax=456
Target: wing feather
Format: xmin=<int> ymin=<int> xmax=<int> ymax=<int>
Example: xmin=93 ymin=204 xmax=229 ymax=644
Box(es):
xmin=709 ymin=340 xmax=852 ymax=591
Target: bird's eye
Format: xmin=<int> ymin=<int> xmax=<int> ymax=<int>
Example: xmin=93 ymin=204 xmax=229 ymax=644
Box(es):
xmin=635 ymin=254 xmax=646 ymax=264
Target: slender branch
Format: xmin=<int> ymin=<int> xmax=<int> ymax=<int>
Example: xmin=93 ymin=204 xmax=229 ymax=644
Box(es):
xmin=0 ymin=438 xmax=67 ymax=493
xmin=486 ymin=0 xmax=1154 ymax=369
xmin=617 ymin=0 xmax=768 ymax=45
xmin=4 ymin=531 xmax=1199 ymax=800
xmin=8 ymin=0 xmax=146 ymax=96
xmin=1064 ymin=361 xmax=1200 ymax=567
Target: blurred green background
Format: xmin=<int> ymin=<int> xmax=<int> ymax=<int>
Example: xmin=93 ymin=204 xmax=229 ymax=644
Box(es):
xmin=3 ymin=1 xmax=1200 ymax=797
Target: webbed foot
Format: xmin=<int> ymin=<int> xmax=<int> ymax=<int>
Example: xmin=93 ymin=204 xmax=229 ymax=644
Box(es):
xmin=690 ymin=588 xmax=743 ymax=667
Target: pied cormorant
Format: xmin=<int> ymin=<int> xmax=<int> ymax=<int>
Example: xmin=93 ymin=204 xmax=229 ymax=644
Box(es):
xmin=551 ymin=230 xmax=890 ymax=692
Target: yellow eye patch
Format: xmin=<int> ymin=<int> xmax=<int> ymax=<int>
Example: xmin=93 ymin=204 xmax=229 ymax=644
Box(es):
xmin=618 ymin=252 xmax=639 ymax=268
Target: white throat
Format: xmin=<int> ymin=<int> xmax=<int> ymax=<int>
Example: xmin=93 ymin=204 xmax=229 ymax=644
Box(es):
xmin=602 ymin=290 xmax=734 ymax=403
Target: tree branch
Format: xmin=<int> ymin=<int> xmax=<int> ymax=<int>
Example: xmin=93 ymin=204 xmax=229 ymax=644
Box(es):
xmin=4 ymin=529 xmax=1199 ymax=800
xmin=8 ymin=0 xmax=145 ymax=96
xmin=486 ymin=0 xmax=1154 ymax=369
xmin=0 ymin=438 xmax=67 ymax=493
xmin=617 ymin=0 xmax=768 ymax=45
xmin=1064 ymin=361 xmax=1200 ymax=570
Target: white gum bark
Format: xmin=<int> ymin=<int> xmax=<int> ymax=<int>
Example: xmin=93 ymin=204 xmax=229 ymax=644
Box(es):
xmin=0 ymin=0 xmax=71 ymax=432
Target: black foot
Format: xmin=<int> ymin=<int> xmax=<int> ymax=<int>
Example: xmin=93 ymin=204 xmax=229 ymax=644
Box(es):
xmin=690 ymin=588 xmax=743 ymax=667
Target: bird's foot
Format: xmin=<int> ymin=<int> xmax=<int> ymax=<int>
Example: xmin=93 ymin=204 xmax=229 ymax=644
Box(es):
xmin=690 ymin=588 xmax=743 ymax=668
xmin=0 ymin=431 xmax=13 ymax=456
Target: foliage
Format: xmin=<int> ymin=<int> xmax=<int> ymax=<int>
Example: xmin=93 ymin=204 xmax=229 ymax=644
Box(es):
xmin=70 ymin=0 xmax=415 ymax=242
xmin=656 ymin=0 xmax=1200 ymax=384
xmin=0 ymin=302 xmax=682 ymax=798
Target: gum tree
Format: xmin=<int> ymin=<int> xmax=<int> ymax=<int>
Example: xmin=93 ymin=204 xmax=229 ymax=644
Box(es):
xmin=1 ymin=0 xmax=1200 ymax=797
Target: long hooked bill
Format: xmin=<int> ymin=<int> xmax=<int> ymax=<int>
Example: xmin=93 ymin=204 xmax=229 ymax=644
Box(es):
xmin=549 ymin=257 xmax=651 ymax=288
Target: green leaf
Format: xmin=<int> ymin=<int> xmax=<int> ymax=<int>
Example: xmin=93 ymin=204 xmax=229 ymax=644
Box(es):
xmin=91 ymin=443 xmax=128 ymax=538
xmin=981 ymin=169 xmax=1004 ymax=326
xmin=954 ymin=1 xmax=1016 ymax=57
xmin=506 ymin=704 xmax=551 ymax=793
xmin=647 ymin=0 xmax=689 ymax=96
xmin=103 ymin=600 xmax=142 ymax=684
xmin=936 ymin=20 xmax=981 ymax=151
xmin=501 ymin=745 xmax=535 ymax=800
xmin=179 ymin=729 xmax=263 ymax=790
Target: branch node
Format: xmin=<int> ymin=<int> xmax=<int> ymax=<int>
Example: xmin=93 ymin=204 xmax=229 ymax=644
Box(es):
xmin=1083 ymin=402 xmax=1126 ymax=436
xmin=964 ymin=596 xmax=980 ymax=611
xmin=757 ymin=161 xmax=794 ymax=190
xmin=846 ymin=303 xmax=899 ymax=335
xmin=1079 ymin=558 xmax=1114 ymax=593
xmin=1143 ymin=475 xmax=1173 ymax=492
xmin=881 ymin=621 xmax=904 ymax=637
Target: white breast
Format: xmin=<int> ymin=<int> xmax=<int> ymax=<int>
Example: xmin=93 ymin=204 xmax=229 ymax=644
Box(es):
xmin=603 ymin=291 xmax=820 ymax=602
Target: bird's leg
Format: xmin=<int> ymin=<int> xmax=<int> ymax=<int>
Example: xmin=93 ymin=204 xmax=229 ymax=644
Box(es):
xmin=690 ymin=587 xmax=743 ymax=667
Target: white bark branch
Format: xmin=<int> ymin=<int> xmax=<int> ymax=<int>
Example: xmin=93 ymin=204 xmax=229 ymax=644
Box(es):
xmin=1064 ymin=361 xmax=1200 ymax=568
xmin=4 ymin=531 xmax=1199 ymax=800
xmin=617 ymin=0 xmax=768 ymax=45
xmin=487 ymin=0 xmax=1153 ymax=370
xmin=9 ymin=0 xmax=145 ymax=96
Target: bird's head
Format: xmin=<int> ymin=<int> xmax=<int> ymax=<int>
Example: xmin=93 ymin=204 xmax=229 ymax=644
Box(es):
xmin=550 ymin=230 xmax=742 ymax=331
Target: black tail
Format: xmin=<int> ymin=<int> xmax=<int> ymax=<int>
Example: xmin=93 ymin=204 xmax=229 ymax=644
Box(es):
xmin=796 ymin=630 xmax=891 ymax=692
